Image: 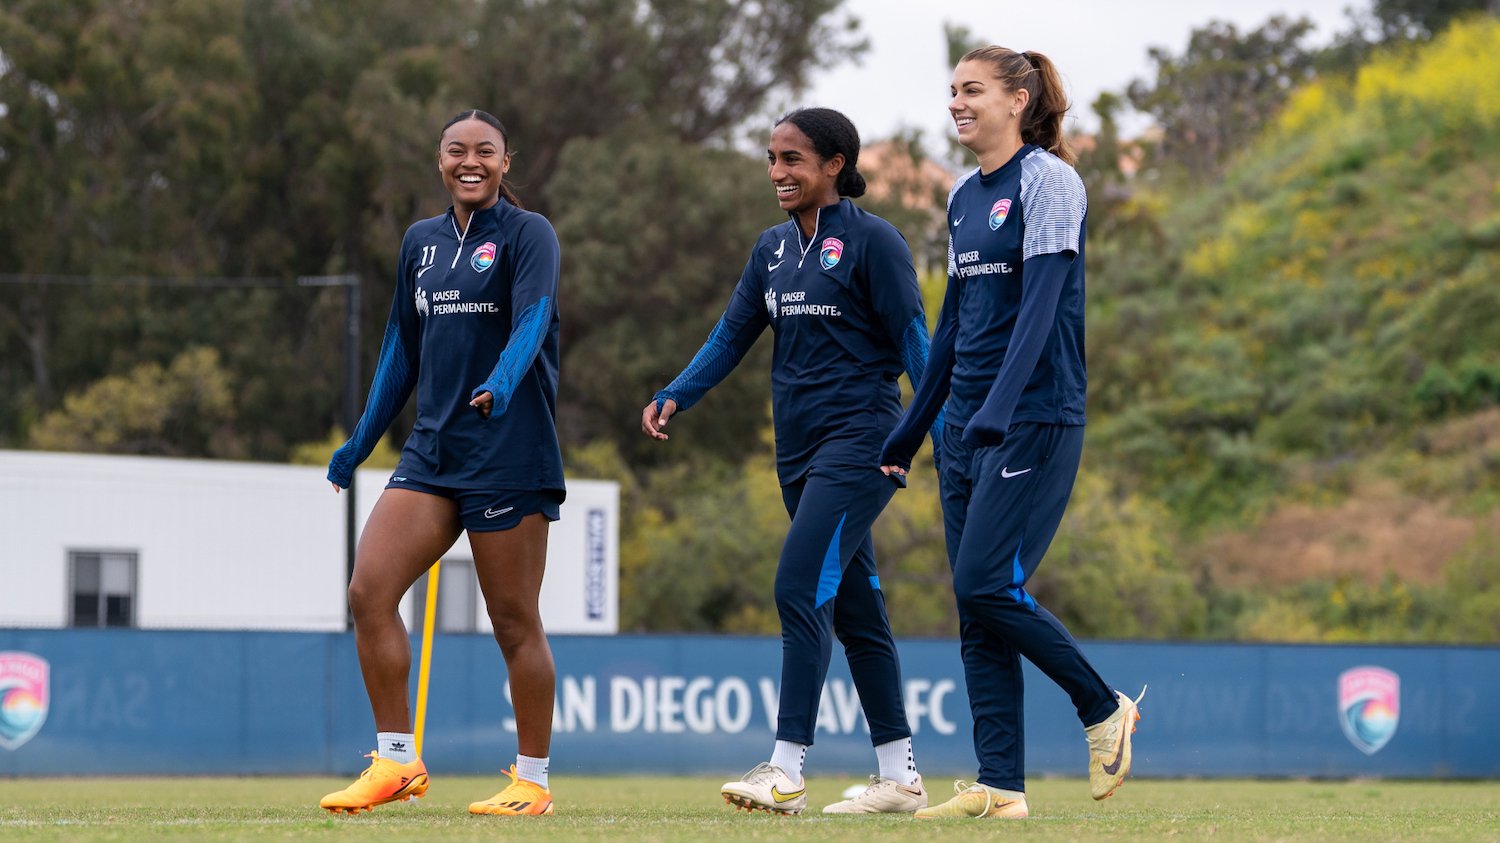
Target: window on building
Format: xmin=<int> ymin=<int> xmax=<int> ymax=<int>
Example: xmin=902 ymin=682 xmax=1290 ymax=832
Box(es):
xmin=70 ymin=550 xmax=138 ymax=628
xmin=409 ymin=558 xmax=478 ymax=634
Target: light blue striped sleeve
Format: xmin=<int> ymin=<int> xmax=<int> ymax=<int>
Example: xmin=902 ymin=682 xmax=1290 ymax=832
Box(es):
xmin=1019 ymin=150 xmax=1087 ymax=260
xmin=472 ymin=296 xmax=552 ymax=417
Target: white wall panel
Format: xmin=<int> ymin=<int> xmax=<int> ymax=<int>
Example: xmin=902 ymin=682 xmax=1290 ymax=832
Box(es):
xmin=0 ymin=451 xmax=617 ymax=634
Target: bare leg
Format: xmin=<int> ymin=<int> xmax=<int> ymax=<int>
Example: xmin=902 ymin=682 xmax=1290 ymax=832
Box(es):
xmin=347 ymin=488 xmax=463 ymax=733
xmin=470 ymin=513 xmax=554 ymax=758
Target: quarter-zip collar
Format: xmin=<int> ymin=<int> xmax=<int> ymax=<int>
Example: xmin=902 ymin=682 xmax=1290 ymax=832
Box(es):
xmin=789 ymin=199 xmax=848 ymax=269
xmin=446 ymin=201 xmax=505 ymax=268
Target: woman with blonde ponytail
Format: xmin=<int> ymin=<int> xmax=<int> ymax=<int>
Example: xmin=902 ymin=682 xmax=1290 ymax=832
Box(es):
xmin=881 ymin=47 xmax=1144 ymax=820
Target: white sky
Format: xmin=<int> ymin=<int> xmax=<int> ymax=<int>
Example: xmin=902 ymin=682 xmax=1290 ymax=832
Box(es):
xmin=802 ymin=0 xmax=1366 ymax=147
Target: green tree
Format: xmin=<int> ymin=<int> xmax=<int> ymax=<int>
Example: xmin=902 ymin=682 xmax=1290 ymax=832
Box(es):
xmin=1370 ymin=0 xmax=1498 ymax=40
xmin=0 ymin=0 xmax=866 ymax=461
xmin=451 ymin=0 xmax=865 ymax=215
xmin=29 ymin=347 xmax=241 ymax=457
xmin=0 ymin=0 xmax=256 ymax=423
xmin=547 ymin=132 xmax=779 ymax=464
xmin=1127 ymin=16 xmax=1317 ymax=176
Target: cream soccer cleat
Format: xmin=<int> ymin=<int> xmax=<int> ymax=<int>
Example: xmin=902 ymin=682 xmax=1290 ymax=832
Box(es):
xmin=1086 ymin=686 xmax=1147 ymax=800
xmin=822 ymin=773 xmax=928 ymax=814
xmin=319 ymin=752 xmax=429 ymax=814
xmin=720 ymin=761 xmax=807 ymax=815
xmin=913 ymin=780 xmax=1028 ymax=819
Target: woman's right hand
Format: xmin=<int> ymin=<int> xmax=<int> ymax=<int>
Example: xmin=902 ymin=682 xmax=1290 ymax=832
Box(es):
xmin=641 ymin=397 xmax=677 ymax=441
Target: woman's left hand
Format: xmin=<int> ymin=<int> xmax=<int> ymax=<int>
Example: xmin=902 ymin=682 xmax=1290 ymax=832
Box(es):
xmin=470 ymin=390 xmax=495 ymax=419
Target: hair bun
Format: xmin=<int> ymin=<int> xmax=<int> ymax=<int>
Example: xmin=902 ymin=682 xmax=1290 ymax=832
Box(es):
xmin=839 ymin=168 xmax=867 ymax=199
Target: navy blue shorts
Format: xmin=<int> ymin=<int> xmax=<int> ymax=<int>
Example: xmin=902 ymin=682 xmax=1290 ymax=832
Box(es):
xmin=385 ymin=476 xmax=562 ymax=532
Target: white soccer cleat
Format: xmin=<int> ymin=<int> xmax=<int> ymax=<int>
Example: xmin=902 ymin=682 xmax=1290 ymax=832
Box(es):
xmin=822 ymin=773 xmax=928 ymax=814
xmin=720 ymin=761 xmax=806 ymax=815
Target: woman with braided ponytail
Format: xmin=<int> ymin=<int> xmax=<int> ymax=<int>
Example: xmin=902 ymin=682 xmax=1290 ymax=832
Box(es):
xmin=881 ymin=48 xmax=1145 ymax=820
xmin=643 ymin=107 xmax=940 ymax=816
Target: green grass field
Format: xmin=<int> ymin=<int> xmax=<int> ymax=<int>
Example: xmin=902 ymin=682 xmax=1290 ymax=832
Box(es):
xmin=3 ymin=776 xmax=1498 ymax=841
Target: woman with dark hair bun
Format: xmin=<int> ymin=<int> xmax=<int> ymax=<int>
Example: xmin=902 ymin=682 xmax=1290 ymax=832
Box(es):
xmin=642 ymin=107 xmax=940 ymax=816
xmin=320 ymin=109 xmax=563 ymax=818
xmin=882 ymin=47 xmax=1144 ymax=820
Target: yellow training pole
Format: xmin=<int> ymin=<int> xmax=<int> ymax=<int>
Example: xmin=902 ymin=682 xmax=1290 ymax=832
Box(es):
xmin=413 ymin=560 xmax=441 ymax=756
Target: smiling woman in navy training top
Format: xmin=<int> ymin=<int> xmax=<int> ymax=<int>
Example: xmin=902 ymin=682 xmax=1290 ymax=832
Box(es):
xmin=320 ymin=110 xmax=561 ymax=819
xmin=642 ymin=108 xmax=938 ymax=816
xmin=881 ymin=47 xmax=1145 ymax=820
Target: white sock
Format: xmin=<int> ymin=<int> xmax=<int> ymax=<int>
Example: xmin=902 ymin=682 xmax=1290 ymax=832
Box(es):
xmin=875 ymin=737 xmax=918 ymax=786
xmin=769 ymin=740 xmax=807 ymax=785
xmin=377 ymin=732 xmax=416 ymax=764
xmin=516 ymin=753 xmax=550 ymax=789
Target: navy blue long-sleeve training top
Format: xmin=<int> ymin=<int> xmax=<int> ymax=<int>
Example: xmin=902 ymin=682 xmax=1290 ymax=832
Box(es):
xmin=328 ymin=200 xmax=564 ymax=493
xmin=882 ymin=144 xmax=1087 ymax=468
xmin=657 ymin=198 xmax=935 ymax=485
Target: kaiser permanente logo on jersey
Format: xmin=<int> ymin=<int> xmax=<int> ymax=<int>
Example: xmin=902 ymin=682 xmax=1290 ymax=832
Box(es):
xmin=0 ymin=651 xmax=49 ymax=751
xmin=1338 ymin=666 xmax=1399 ymax=755
xmin=955 ymin=248 xmax=1014 ymax=280
xmin=415 ymin=285 xmax=500 ymax=317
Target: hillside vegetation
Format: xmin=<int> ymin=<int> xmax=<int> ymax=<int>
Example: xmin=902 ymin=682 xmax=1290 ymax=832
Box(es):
xmin=1080 ymin=17 xmax=1500 ymax=641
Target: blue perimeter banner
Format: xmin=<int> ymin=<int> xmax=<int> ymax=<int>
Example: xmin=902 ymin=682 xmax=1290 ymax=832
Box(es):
xmin=0 ymin=630 xmax=1496 ymax=778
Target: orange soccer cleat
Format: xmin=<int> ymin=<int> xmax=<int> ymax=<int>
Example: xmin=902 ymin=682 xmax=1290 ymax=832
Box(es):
xmin=319 ymin=752 xmax=429 ymax=814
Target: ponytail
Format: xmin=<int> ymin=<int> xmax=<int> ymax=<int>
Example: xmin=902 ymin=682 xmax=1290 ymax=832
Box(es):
xmin=960 ymin=46 xmax=1075 ymax=165
xmin=498 ymin=180 xmax=523 ymax=209
xmin=1019 ymin=51 xmax=1073 ymax=165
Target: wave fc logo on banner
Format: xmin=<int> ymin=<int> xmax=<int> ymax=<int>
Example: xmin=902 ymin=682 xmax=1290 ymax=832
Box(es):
xmin=819 ymin=237 xmax=844 ymax=270
xmin=471 ymin=242 xmax=497 ymax=272
xmin=989 ymin=198 xmax=1011 ymax=230
xmin=0 ymin=652 xmax=49 ymax=751
xmin=1338 ymin=666 xmax=1399 ymax=755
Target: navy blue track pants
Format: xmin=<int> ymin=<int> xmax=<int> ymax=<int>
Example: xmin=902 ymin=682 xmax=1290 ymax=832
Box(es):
xmin=774 ymin=465 xmax=911 ymax=747
xmin=939 ymin=421 xmax=1115 ymax=791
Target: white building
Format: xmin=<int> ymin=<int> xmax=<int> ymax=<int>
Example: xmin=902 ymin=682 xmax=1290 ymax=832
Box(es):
xmin=0 ymin=450 xmax=618 ymax=634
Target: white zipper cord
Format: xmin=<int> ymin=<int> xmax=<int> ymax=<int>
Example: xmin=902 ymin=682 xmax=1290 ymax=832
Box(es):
xmin=450 ymin=212 xmax=472 ymax=269
xmin=795 ymin=207 xmax=822 ymax=268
